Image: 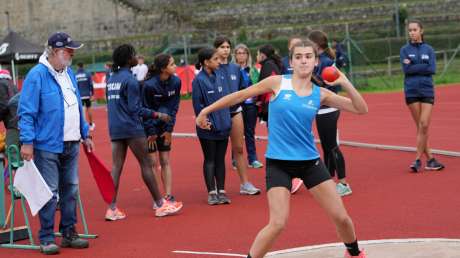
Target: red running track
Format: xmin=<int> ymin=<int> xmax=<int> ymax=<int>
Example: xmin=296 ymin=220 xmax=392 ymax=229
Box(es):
xmin=175 ymin=84 xmax=460 ymax=152
xmin=2 ymin=85 xmax=459 ymax=257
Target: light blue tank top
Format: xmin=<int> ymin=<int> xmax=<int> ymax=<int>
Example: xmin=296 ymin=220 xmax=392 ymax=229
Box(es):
xmin=265 ymin=75 xmax=321 ymax=161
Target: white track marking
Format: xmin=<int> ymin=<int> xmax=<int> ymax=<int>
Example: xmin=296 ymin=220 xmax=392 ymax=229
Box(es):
xmin=173 ymin=238 xmax=460 ymax=257
xmin=172 ymin=133 xmax=460 ymax=157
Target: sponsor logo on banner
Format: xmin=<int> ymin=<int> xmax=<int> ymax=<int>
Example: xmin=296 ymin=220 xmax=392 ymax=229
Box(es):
xmin=0 ymin=43 xmax=9 ymax=55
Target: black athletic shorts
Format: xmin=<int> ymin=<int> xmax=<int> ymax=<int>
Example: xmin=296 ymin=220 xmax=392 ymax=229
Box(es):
xmin=405 ymin=96 xmax=434 ymax=105
xmin=266 ymin=158 xmax=331 ymax=191
xmin=81 ymin=98 xmax=92 ymax=108
xmin=230 ymin=105 xmax=243 ymax=118
xmin=147 ymin=135 xmax=171 ymax=153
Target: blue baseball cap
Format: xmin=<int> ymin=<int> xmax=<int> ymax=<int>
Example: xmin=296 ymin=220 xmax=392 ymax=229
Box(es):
xmin=47 ymin=32 xmax=83 ymax=49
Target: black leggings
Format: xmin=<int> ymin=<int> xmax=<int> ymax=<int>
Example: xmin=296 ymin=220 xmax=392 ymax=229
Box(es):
xmin=198 ymin=138 xmax=229 ymax=192
xmin=111 ymin=137 xmax=162 ymax=204
xmin=316 ymin=110 xmax=346 ymax=180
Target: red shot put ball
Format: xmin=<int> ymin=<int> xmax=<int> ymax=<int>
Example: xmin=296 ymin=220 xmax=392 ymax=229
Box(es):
xmin=321 ymin=66 xmax=339 ymax=82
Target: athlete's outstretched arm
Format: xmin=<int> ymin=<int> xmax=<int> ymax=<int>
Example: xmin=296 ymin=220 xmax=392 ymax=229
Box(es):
xmin=321 ymin=70 xmax=368 ymax=115
xmin=196 ymin=76 xmax=281 ymax=129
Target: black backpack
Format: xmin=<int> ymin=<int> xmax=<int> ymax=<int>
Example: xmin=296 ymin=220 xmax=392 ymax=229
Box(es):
xmin=0 ymin=79 xmax=17 ymax=122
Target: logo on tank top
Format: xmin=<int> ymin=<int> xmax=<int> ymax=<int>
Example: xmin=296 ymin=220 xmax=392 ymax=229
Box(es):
xmin=302 ymin=100 xmax=316 ymax=110
xmin=283 ymin=94 xmax=292 ymax=101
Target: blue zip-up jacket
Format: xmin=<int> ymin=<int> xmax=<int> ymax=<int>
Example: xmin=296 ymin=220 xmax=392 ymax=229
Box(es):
xmin=143 ymin=75 xmax=181 ymax=136
xmin=218 ymin=63 xmax=244 ymax=112
xmin=75 ymin=68 xmax=93 ymax=98
xmin=18 ymin=64 xmax=89 ymax=153
xmin=192 ymin=70 xmax=231 ymax=140
xmin=281 ymin=56 xmax=292 ymax=75
xmin=106 ymin=67 xmax=156 ymax=140
xmin=240 ymin=66 xmax=256 ymax=104
xmin=314 ymin=52 xmax=338 ymax=94
xmin=400 ymin=42 xmax=436 ymax=98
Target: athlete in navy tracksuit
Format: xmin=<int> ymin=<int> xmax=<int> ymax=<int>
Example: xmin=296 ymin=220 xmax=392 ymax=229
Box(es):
xmin=192 ymin=47 xmax=232 ymax=205
xmin=143 ymin=53 xmax=181 ymax=202
xmin=308 ymin=30 xmax=351 ymax=197
xmin=400 ymin=20 xmax=444 ymax=172
xmin=105 ymin=44 xmax=182 ymax=220
xmin=75 ymin=63 xmax=95 ymax=129
xmin=214 ymin=36 xmax=260 ymax=196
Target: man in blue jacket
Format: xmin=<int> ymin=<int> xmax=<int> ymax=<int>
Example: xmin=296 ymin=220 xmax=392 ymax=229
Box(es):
xmin=18 ymin=32 xmax=94 ymax=255
xmin=75 ymin=63 xmax=95 ymax=130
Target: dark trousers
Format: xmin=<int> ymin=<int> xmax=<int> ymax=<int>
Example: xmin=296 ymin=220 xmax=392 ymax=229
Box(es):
xmin=242 ymin=104 xmax=258 ymax=163
xmin=198 ymin=138 xmax=228 ymax=192
xmin=316 ymin=110 xmax=346 ymax=180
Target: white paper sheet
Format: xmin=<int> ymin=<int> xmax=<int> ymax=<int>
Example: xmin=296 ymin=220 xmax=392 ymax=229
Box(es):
xmin=13 ymin=160 xmax=53 ymax=216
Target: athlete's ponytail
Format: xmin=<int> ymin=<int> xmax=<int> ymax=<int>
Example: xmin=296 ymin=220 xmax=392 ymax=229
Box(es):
xmin=307 ymin=30 xmax=336 ymax=60
xmin=195 ymin=48 xmax=217 ymax=70
xmin=258 ymin=44 xmax=283 ymax=72
xmin=145 ymin=54 xmax=172 ymax=81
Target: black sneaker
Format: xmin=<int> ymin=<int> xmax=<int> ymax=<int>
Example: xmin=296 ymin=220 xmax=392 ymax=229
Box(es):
xmin=40 ymin=242 xmax=60 ymax=255
xmin=207 ymin=193 xmax=219 ymax=205
xmin=410 ymin=159 xmax=421 ymax=172
xmin=425 ymin=158 xmax=445 ymax=171
xmin=61 ymin=227 xmax=89 ymax=249
xmin=218 ymin=191 xmax=231 ymax=204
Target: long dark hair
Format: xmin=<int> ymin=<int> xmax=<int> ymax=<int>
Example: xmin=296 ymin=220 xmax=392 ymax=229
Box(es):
xmin=258 ymin=44 xmax=283 ymax=70
xmin=145 ymin=54 xmax=172 ymax=81
xmin=407 ymin=19 xmax=424 ymax=42
xmin=112 ymin=44 xmax=136 ymax=72
xmin=195 ymin=48 xmax=217 ymax=70
xmin=213 ymin=36 xmax=232 ymax=49
xmin=308 ymin=30 xmax=336 ymax=60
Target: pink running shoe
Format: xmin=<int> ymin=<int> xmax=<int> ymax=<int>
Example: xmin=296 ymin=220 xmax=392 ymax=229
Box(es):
xmin=155 ymin=200 xmax=183 ymax=217
xmin=291 ymin=178 xmax=303 ymax=194
xmin=105 ymin=208 xmax=126 ymax=221
xmin=344 ymin=250 xmax=366 ymax=258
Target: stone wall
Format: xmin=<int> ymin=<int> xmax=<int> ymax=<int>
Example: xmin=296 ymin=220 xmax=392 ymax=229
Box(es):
xmin=1 ymin=0 xmax=459 ymax=53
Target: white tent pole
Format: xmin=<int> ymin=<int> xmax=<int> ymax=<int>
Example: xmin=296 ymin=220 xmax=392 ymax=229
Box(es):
xmin=11 ymin=59 xmax=16 ymax=85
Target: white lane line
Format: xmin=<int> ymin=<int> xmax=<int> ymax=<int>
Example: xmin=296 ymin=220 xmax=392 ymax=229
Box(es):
xmin=173 ymin=238 xmax=460 ymax=257
xmin=172 ymin=133 xmax=460 ymax=157
xmin=172 ymin=250 xmax=246 ymax=257
xmin=266 ymin=238 xmax=460 ymax=256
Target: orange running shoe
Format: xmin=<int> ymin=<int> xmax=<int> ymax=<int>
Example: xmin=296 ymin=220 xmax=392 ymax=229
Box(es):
xmin=291 ymin=178 xmax=303 ymax=194
xmin=105 ymin=207 xmax=126 ymax=221
xmin=155 ymin=200 xmax=183 ymax=217
xmin=344 ymin=250 xmax=366 ymax=258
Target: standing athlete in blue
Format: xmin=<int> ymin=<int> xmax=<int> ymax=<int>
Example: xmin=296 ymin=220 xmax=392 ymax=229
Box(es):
xmin=400 ymin=20 xmax=445 ymax=172
xmin=308 ymin=30 xmax=351 ymax=197
xmin=196 ymin=39 xmax=368 ymax=258
xmin=192 ymin=48 xmax=232 ymax=205
xmin=105 ymin=44 xmax=183 ymax=220
xmin=75 ymin=63 xmax=95 ymax=130
xmin=143 ymin=53 xmax=181 ymax=203
xmin=214 ymin=36 xmax=260 ymax=196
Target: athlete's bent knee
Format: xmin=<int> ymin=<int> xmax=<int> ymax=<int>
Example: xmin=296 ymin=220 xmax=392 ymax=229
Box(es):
xmin=269 ymin=217 xmax=288 ymax=233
